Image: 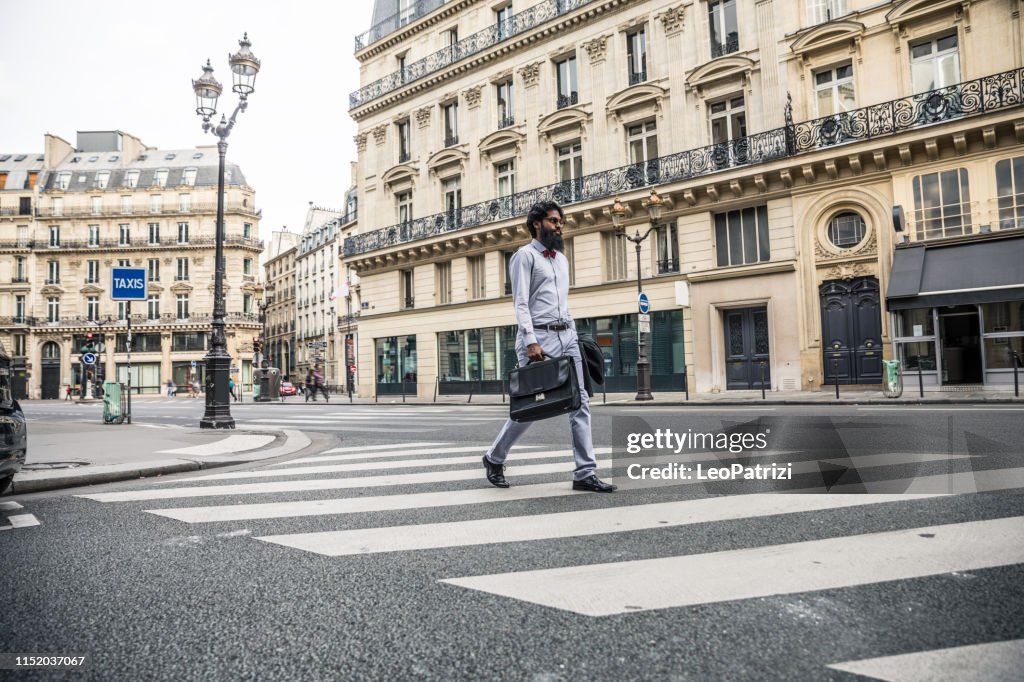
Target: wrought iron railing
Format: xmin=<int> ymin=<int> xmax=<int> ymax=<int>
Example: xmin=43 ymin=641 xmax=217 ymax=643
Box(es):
xmin=628 ymin=70 xmax=647 ymax=86
xmin=398 ymin=151 xmax=411 ymax=163
xmin=444 ymin=134 xmax=460 ymax=147
xmin=354 ymin=0 xmax=448 ymax=51
xmin=8 ymin=236 xmax=264 ymax=252
xmin=0 ymin=313 xmax=261 ymax=329
xmin=498 ymin=114 xmax=516 ymax=129
xmin=557 ymin=92 xmax=579 ymax=109
xmin=657 ymin=258 xmax=680 ymax=274
xmin=345 ymin=68 xmax=1024 ymax=257
xmin=350 ymin=0 xmax=596 ymax=109
xmin=33 ymin=200 xmax=260 ymax=219
xmin=0 ymin=240 xmax=33 ymax=249
xmin=711 ymin=34 xmax=740 ymax=59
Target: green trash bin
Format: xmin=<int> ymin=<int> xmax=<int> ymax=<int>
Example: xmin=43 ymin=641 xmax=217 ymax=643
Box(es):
xmin=103 ymin=380 xmax=124 ymax=423
xmin=882 ymin=359 xmax=903 ymax=398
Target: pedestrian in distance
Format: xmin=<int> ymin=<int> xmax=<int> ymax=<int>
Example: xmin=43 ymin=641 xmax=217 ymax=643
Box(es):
xmin=482 ymin=201 xmax=616 ymax=492
xmin=314 ymin=366 xmax=330 ymax=402
xmin=228 ymin=378 xmax=237 ymax=402
xmin=305 ymin=369 xmax=317 ymax=402
xmin=65 ymin=384 xmax=72 ymax=401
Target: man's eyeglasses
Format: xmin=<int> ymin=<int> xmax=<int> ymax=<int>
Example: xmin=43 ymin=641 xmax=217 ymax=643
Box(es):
xmin=544 ymin=217 xmax=563 ymax=227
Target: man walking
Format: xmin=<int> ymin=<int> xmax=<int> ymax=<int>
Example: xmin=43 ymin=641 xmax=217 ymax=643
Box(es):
xmin=305 ymin=369 xmax=317 ymax=402
xmin=314 ymin=366 xmax=330 ymax=402
xmin=482 ymin=201 xmax=615 ymax=492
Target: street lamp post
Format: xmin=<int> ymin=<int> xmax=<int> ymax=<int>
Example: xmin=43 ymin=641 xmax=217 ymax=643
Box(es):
xmin=192 ymin=33 xmax=260 ymax=429
xmin=609 ymin=189 xmax=665 ymax=402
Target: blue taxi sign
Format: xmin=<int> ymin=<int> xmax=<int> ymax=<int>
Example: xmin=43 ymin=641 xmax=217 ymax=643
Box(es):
xmin=111 ymin=267 xmax=147 ymax=301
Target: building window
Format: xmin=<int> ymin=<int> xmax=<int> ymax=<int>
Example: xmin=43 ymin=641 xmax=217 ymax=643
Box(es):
xmin=117 ymin=301 xmax=127 ymax=320
xmin=401 ymin=269 xmax=415 ymax=309
xmin=910 ymin=32 xmax=960 ymax=93
xmin=14 ymin=334 xmax=25 ymax=356
xmin=710 ymin=95 xmax=747 ymax=167
xmin=396 ymin=191 xmax=413 ymax=225
xmin=996 ymin=156 xmax=1024 ymax=230
xmin=89 ymin=224 xmax=100 ymax=246
xmin=715 ymin=205 xmax=770 ymax=267
xmin=397 ymin=120 xmax=411 ymax=163
xmin=496 ymin=3 xmax=513 ymax=39
xmin=626 ymin=27 xmax=647 ymax=84
xmin=496 ymin=160 xmax=516 ymax=198
xmin=656 ymin=222 xmax=679 ymax=274
xmin=815 ymin=63 xmax=855 ymax=116
xmin=56 ymin=171 xmax=71 ymax=190
xmin=120 ymin=195 xmax=133 ymax=214
xmin=119 ymin=224 xmax=131 ymax=245
xmin=912 ymin=168 xmax=972 ymax=240
xmin=150 ymin=194 xmax=163 ymax=213
xmin=15 ymin=295 xmax=26 ymax=322
xmin=48 ymin=297 xmax=60 ymax=322
xmin=147 ymin=295 xmax=160 ymax=320
xmin=118 ymin=258 xmax=130 ymax=267
xmin=437 ymin=261 xmax=452 ymax=304
xmin=182 ymin=168 xmax=197 ymax=186
xmin=243 ymin=222 xmax=252 ymax=239
xmin=557 ymin=141 xmax=583 ymax=201
xmin=245 ymin=292 xmax=255 ymax=314
xmin=51 ymin=197 xmax=63 ymax=217
xmin=175 ymin=295 xmax=189 ymax=320
xmin=556 ymin=56 xmax=578 ymax=109
xmin=443 ymin=176 xmax=462 ymax=227
xmin=443 ymin=102 xmax=459 ymax=146
xmin=244 ymin=258 xmax=253 ymax=276
xmin=627 ymin=120 xmax=658 ymax=165
xmin=176 ymin=257 xmax=189 ymax=281
xmin=154 ymin=169 xmax=169 ymax=187
xmin=827 ymin=212 xmax=867 ymax=248
xmin=603 ymin=232 xmax=628 ymax=281
xmin=502 ymin=251 xmax=514 ymax=295
xmin=87 ymin=260 xmax=99 ymax=283
xmin=149 ymin=223 xmax=160 ymax=244
xmin=91 ymin=196 xmax=102 ymax=215
xmin=177 ymin=222 xmax=189 ymax=244
xmin=172 ymin=332 xmax=206 ymax=351
xmin=445 ymin=27 xmax=459 ymax=52
xmin=96 ymin=171 xmax=110 ymax=189
xmin=47 ymin=260 xmax=59 ymax=284
xmin=179 ymin=194 xmax=191 ymax=212
xmin=124 ymin=170 xmax=139 ymax=188
xmin=15 ymin=256 xmax=26 ymax=281
xmin=148 ymin=258 xmax=160 ymax=282
xmin=468 ymin=255 xmax=486 ymax=300
xmin=807 ymin=0 xmax=847 ymax=25
xmin=87 ymin=296 xmax=99 ymax=322
xmin=709 ymin=0 xmax=739 ymax=58
xmin=564 ymin=237 xmax=576 ymax=286
xmin=49 ymin=225 xmax=60 ymax=247
xmin=497 ymin=79 xmax=514 ymax=128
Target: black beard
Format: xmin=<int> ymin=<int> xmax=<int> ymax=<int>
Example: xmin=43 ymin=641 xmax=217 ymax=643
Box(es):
xmin=540 ymin=227 xmax=564 ymax=252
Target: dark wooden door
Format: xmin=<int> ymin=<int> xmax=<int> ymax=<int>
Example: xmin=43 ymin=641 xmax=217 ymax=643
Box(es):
xmin=724 ymin=307 xmax=771 ymax=390
xmin=820 ymin=277 xmax=883 ymax=385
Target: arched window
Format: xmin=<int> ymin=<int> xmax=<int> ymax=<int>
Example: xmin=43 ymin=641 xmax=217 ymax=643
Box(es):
xmin=42 ymin=341 xmax=60 ymax=360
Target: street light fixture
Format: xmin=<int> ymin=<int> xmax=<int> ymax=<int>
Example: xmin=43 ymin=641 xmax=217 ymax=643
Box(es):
xmin=192 ymin=33 xmax=261 ymax=429
xmin=608 ymin=189 xmax=666 ymax=401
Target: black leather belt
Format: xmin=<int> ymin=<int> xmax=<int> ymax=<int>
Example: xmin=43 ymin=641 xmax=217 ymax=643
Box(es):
xmin=535 ymin=323 xmax=569 ymax=331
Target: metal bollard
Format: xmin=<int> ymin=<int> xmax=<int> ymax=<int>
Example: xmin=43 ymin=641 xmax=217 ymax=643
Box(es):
xmin=602 ymin=377 xmax=607 ymax=404
xmin=833 ymin=359 xmax=840 ymax=399
xmin=433 ymin=377 xmax=438 ymax=403
xmin=1012 ymin=351 xmax=1020 ymax=398
xmin=684 ymin=371 xmax=689 ymax=401
xmin=760 ymin=362 xmax=766 ymax=400
xmin=916 ymin=356 xmax=924 ymax=398
xmin=501 ymin=379 xmax=506 ymax=404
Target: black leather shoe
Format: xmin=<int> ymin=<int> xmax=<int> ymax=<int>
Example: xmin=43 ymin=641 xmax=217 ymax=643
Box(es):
xmin=572 ymin=475 xmax=617 ymax=492
xmin=483 ymin=456 xmax=509 ymax=488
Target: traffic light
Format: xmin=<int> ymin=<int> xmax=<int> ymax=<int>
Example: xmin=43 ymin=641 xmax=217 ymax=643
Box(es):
xmin=253 ymin=337 xmax=262 ymax=354
xmin=80 ymin=332 xmax=96 ymax=353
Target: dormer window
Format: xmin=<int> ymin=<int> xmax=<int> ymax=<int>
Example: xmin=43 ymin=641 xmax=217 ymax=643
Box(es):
xmin=154 ymin=169 xmax=169 ymax=187
xmin=182 ymin=167 xmax=198 ymax=186
xmin=56 ymin=171 xmax=71 ymax=190
xmin=96 ymin=171 xmax=110 ymax=189
xmin=124 ymin=170 xmax=140 ymax=188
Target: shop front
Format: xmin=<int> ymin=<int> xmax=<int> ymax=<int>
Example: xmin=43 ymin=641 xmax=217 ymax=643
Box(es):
xmin=887 ymin=235 xmax=1024 ymax=388
xmin=375 ymin=335 xmax=417 ymax=396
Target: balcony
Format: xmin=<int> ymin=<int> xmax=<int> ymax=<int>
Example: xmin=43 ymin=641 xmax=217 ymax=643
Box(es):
xmin=628 ymin=70 xmax=647 ymax=86
xmin=345 ymin=67 xmax=1024 ymax=257
xmin=354 ymin=0 xmax=448 ymax=50
xmin=33 ymin=199 xmax=260 ymax=219
xmin=350 ymin=0 xmax=598 ymax=109
xmin=657 ymin=258 xmax=680 ymax=274
xmin=557 ymin=92 xmax=579 ymax=110
xmin=711 ymin=34 xmax=740 ymax=59
xmin=10 ymin=277 xmax=28 ymax=284
xmin=497 ymin=114 xmax=516 ymax=129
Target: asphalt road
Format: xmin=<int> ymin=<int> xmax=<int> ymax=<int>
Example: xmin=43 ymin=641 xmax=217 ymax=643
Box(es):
xmin=2 ymin=401 xmax=1023 ymax=680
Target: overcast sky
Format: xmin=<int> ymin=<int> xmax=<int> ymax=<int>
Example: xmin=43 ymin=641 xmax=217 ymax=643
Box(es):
xmin=1 ymin=0 xmax=376 ymax=242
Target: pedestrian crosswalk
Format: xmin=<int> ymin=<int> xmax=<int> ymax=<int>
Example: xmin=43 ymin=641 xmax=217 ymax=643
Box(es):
xmin=75 ymin=437 xmax=1024 ymax=675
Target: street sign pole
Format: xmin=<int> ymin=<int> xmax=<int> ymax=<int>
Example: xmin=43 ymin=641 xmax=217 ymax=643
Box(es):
xmin=126 ymin=301 xmax=132 ymax=424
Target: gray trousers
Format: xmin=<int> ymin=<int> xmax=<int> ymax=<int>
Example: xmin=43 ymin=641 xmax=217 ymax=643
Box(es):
xmin=485 ymin=327 xmax=597 ymax=481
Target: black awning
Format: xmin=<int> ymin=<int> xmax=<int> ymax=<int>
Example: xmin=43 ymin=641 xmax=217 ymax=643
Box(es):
xmin=886 ymin=234 xmax=1024 ymax=311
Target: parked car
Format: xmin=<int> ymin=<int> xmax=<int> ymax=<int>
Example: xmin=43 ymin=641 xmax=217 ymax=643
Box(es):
xmin=0 ymin=342 xmax=27 ymax=495
xmin=279 ymin=381 xmax=297 ymax=397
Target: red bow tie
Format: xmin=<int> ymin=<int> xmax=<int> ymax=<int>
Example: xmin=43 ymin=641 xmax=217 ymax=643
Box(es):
xmin=542 ymin=249 xmax=557 ymax=259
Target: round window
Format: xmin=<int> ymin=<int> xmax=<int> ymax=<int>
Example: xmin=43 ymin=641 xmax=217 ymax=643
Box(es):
xmin=827 ymin=212 xmax=866 ymax=249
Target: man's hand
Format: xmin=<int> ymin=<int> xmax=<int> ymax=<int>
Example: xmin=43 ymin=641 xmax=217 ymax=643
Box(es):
xmin=527 ymin=343 xmax=544 ymax=362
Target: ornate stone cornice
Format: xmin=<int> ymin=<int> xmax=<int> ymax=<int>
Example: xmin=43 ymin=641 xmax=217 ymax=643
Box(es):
xmin=582 ymin=35 xmax=609 ymax=64
xmin=518 ymin=62 xmax=542 ymax=88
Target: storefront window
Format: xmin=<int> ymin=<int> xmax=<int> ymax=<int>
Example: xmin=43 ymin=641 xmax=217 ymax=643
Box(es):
xmin=376 ymin=336 xmax=417 ymax=384
xmin=981 ymin=301 xmax=1024 ymax=334
xmin=116 ymin=362 xmax=161 ymax=394
xmin=894 ymin=308 xmax=935 ymax=338
xmin=983 ymin=336 xmax=1023 ymax=369
xmin=172 ymin=332 xmax=207 ymax=352
xmin=438 ymin=327 xmax=516 ymax=382
xmin=172 ymin=361 xmax=204 ymax=388
xmin=898 ymin=341 xmax=937 ymax=371
xmin=116 ymin=333 xmax=162 ymax=353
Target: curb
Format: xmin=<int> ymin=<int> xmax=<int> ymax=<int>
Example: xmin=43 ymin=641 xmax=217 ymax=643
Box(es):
xmin=606 ymin=399 xmax=1024 ymax=407
xmin=9 ymin=428 xmax=311 ymax=495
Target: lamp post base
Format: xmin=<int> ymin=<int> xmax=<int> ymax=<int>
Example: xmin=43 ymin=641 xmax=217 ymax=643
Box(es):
xmin=199 ymin=348 xmax=235 ymax=429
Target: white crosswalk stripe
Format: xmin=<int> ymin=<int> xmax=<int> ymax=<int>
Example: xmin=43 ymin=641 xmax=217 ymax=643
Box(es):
xmin=75 ymin=431 xmax=1024 ymax=674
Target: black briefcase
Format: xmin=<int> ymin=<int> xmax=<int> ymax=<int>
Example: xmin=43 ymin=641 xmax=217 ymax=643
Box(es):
xmin=508 ymin=355 xmax=581 ymax=423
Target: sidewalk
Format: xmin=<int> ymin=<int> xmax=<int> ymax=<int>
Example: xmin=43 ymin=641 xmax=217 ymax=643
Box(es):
xmin=9 ymin=419 xmax=310 ymax=495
